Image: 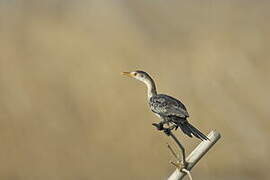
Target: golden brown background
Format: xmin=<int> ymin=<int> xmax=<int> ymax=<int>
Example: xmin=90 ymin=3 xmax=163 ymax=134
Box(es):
xmin=0 ymin=0 xmax=269 ymax=179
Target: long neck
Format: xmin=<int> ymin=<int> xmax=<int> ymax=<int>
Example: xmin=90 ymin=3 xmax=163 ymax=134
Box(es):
xmin=144 ymin=78 xmax=157 ymax=100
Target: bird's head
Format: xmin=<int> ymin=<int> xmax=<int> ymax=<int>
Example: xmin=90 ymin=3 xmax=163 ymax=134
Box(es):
xmin=122 ymin=70 xmax=157 ymax=98
xmin=122 ymin=70 xmax=151 ymax=83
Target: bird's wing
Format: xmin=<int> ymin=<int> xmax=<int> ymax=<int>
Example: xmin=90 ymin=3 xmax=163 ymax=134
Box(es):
xmin=149 ymin=94 xmax=189 ymax=118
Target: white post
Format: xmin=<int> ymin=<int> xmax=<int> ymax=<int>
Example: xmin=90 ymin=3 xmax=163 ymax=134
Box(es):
xmin=168 ymin=130 xmax=221 ymax=180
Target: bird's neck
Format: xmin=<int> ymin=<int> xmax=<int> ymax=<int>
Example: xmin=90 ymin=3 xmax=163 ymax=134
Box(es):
xmin=144 ymin=78 xmax=157 ymax=100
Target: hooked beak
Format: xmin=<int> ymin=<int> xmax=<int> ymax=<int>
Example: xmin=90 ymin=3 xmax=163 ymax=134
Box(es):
xmin=122 ymin=71 xmax=134 ymax=77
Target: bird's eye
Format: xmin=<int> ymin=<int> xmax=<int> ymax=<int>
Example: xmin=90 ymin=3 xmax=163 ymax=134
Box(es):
xmin=134 ymin=72 xmax=137 ymax=76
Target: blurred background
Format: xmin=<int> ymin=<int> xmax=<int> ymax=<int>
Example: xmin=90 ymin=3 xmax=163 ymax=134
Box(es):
xmin=0 ymin=0 xmax=270 ymax=179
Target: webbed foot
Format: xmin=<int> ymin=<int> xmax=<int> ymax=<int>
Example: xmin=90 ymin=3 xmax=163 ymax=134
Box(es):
xmin=152 ymin=122 xmax=164 ymax=131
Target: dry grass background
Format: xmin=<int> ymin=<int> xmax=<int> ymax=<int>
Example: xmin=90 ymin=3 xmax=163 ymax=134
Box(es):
xmin=0 ymin=0 xmax=270 ymax=179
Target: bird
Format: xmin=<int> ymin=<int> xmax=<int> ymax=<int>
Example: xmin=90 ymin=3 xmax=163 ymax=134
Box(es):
xmin=122 ymin=70 xmax=208 ymax=141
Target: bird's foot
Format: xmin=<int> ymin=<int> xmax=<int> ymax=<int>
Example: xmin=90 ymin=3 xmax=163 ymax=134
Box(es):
xmin=152 ymin=122 xmax=164 ymax=131
xmin=169 ymin=124 xmax=178 ymax=130
xmin=163 ymin=128 xmax=171 ymax=136
xmin=152 ymin=123 xmax=172 ymax=136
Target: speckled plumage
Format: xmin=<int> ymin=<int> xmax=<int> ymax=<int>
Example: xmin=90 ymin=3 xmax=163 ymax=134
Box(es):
xmin=149 ymin=94 xmax=189 ymax=118
xmin=123 ymin=70 xmax=208 ymax=141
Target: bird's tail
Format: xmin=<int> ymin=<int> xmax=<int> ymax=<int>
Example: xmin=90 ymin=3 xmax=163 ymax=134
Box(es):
xmin=178 ymin=121 xmax=209 ymax=141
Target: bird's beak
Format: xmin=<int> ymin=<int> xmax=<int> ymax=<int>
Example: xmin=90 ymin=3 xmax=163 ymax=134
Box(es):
xmin=122 ymin=71 xmax=134 ymax=77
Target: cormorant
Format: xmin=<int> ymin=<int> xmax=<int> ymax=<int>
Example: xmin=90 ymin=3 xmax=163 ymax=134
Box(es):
xmin=122 ymin=70 xmax=208 ymax=141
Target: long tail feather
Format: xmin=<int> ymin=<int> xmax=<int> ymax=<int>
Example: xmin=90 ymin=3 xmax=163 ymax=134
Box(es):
xmin=178 ymin=121 xmax=209 ymax=141
xmin=178 ymin=123 xmax=192 ymax=138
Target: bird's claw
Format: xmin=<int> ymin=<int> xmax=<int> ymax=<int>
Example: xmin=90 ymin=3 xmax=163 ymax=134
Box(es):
xmin=152 ymin=123 xmax=172 ymax=136
xmin=163 ymin=128 xmax=171 ymax=136
xmin=152 ymin=122 xmax=164 ymax=131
